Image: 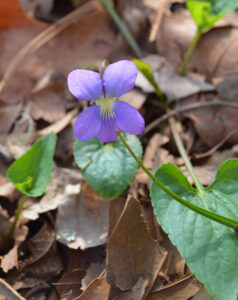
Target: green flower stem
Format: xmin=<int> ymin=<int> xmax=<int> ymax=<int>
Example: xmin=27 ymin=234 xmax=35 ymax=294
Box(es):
xmin=7 ymin=194 xmax=27 ymax=243
xmin=117 ymin=131 xmax=238 ymax=229
xmin=101 ymin=0 xmax=143 ymax=59
xmin=179 ymin=27 xmax=202 ymax=76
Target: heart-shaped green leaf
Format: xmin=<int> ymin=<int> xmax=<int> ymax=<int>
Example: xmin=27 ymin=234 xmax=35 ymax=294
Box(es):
xmin=7 ymin=133 xmax=57 ymax=197
xmin=186 ymin=0 xmax=238 ymax=31
xmin=74 ymin=134 xmax=142 ymax=200
xmin=151 ymin=159 xmax=238 ymax=300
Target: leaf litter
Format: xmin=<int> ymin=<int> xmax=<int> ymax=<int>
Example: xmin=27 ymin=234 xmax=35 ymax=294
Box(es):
xmin=1 ymin=0 xmax=238 ymax=299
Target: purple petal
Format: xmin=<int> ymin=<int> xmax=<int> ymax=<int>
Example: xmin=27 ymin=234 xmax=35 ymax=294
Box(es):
xmin=102 ymin=60 xmax=137 ymax=98
xmin=96 ymin=118 xmax=118 ymax=143
xmin=114 ymin=101 xmax=145 ymax=135
xmin=74 ymin=105 xmax=101 ymax=141
xmin=68 ymin=70 xmax=103 ymax=101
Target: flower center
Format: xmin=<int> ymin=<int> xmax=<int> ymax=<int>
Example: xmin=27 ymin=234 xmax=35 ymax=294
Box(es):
xmin=97 ymin=98 xmax=115 ymax=119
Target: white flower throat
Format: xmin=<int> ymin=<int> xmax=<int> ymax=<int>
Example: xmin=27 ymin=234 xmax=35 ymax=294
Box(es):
xmin=97 ymin=98 xmax=116 ymax=119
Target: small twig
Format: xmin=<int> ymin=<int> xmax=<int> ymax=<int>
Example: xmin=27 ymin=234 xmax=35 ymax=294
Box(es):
xmin=142 ymin=100 xmax=238 ymax=137
xmin=37 ymin=107 xmax=78 ymax=136
xmin=149 ymin=0 xmax=167 ymax=42
xmin=193 ymin=128 xmax=238 ymax=159
xmin=0 ymin=0 xmax=100 ymax=94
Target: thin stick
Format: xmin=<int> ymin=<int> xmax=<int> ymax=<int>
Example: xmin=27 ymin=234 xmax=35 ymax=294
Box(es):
xmin=142 ymin=100 xmax=238 ymax=137
xmin=194 ymin=128 xmax=238 ymax=159
xmin=149 ymin=0 xmax=167 ymax=42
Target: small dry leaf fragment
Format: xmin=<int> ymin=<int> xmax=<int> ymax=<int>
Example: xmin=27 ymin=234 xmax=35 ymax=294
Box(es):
xmin=11 ymin=242 xmax=62 ymax=290
xmin=30 ymin=90 xmax=65 ymax=123
xmin=19 ymin=222 xmax=55 ymax=269
xmin=81 ymin=262 xmax=105 ymax=291
xmin=112 ymin=278 xmax=149 ymax=300
xmin=106 ymin=197 xmax=163 ymax=295
xmin=184 ymin=100 xmax=238 ymax=146
xmin=148 ymin=276 xmax=200 ymax=300
xmin=0 ymin=104 xmax=22 ymax=134
xmin=56 ymin=182 xmax=109 ymax=250
xmin=135 ymin=55 xmax=214 ymax=101
xmin=77 ymin=275 xmax=110 ymax=300
xmin=23 ymin=168 xmax=82 ymax=220
xmin=1 ymin=225 xmax=28 ymax=273
xmin=136 ymin=133 xmax=176 ymax=187
xmin=55 ymin=269 xmax=86 ymax=300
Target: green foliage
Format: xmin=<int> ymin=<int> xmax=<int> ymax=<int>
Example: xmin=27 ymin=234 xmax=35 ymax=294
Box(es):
xmin=74 ymin=133 xmax=142 ymax=200
xmin=7 ymin=133 xmax=57 ymax=197
xmin=151 ymin=159 xmax=238 ymax=300
xmin=186 ymin=0 xmax=238 ymax=31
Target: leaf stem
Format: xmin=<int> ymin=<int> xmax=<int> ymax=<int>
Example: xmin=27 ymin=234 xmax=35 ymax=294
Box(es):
xmin=179 ymin=27 xmax=202 ymax=76
xmin=117 ymin=131 xmax=238 ymax=229
xmin=7 ymin=194 xmax=27 ymax=243
xmin=101 ymin=0 xmax=143 ymax=58
xmin=169 ymin=118 xmax=203 ymax=190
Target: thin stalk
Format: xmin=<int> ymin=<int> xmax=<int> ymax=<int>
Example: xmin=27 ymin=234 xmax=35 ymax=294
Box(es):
xmin=101 ymin=0 xmax=143 ymax=58
xmin=169 ymin=117 xmax=209 ymax=210
xmin=169 ymin=117 xmax=203 ymax=192
xmin=7 ymin=194 xmax=26 ymax=242
xmin=179 ymin=27 xmax=202 ymax=76
xmin=117 ymin=131 xmax=238 ymax=229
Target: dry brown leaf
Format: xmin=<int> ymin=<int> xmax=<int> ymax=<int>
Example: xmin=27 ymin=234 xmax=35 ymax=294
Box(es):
xmin=0 ymin=278 xmax=25 ymax=300
xmin=81 ymin=262 xmax=105 ymax=291
xmin=55 ymin=269 xmax=86 ymax=300
xmin=56 ymin=182 xmax=109 ymax=250
xmin=190 ymin=27 xmax=238 ymax=79
xmin=148 ymin=276 xmax=201 ymax=300
xmin=136 ymin=133 xmax=176 ymax=186
xmin=135 ymin=55 xmax=214 ymax=101
xmin=0 ymin=103 xmax=22 ymax=134
xmin=120 ymin=89 xmax=146 ymax=110
xmin=11 ymin=242 xmax=62 ymax=290
xmin=1 ymin=225 xmax=28 ymax=273
xmin=108 ymin=196 xmax=126 ymax=238
xmin=184 ymin=99 xmax=238 ymax=146
xmin=0 ymin=0 xmax=47 ymax=104
xmin=106 ymin=197 xmax=164 ymax=297
xmin=193 ymin=287 xmax=213 ymax=300
xmin=19 ymin=222 xmax=55 ymax=269
xmin=112 ymin=278 xmax=149 ymax=300
xmin=23 ymin=168 xmax=82 ymax=220
xmin=155 ymin=8 xmax=196 ymax=70
xmin=77 ymin=274 xmax=110 ymax=300
xmin=30 ymin=89 xmax=65 ymax=123
xmin=156 ymin=8 xmax=238 ymax=78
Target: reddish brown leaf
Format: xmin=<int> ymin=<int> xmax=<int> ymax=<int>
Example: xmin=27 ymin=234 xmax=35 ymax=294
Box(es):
xmin=106 ymin=197 xmax=164 ymax=297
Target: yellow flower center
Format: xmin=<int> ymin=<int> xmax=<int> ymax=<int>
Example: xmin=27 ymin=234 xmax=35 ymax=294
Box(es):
xmin=97 ymin=98 xmax=115 ymax=119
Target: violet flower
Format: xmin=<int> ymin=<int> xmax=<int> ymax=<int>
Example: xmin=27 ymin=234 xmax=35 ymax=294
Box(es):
xmin=67 ymin=60 xmax=145 ymax=143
